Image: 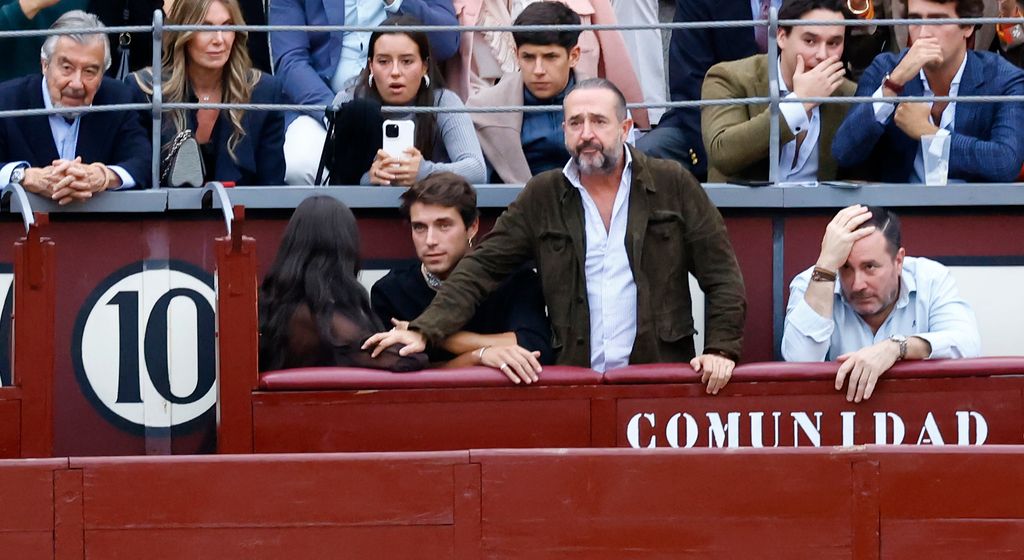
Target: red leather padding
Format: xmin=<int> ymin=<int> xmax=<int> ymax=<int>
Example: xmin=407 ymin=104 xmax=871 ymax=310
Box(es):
xmin=603 ymin=357 xmax=1024 ymax=384
xmin=259 ymin=365 xmax=602 ymax=391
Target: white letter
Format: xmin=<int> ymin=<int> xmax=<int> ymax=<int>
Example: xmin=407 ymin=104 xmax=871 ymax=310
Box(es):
xmin=956 ymin=411 xmax=988 ymax=446
xmin=706 ymin=412 xmax=741 ymax=448
xmin=873 ymin=412 xmax=905 ymax=445
xmin=791 ymin=412 xmax=823 ymax=447
xmin=915 ymin=412 xmax=945 ymax=446
xmin=841 ymin=411 xmax=857 ymax=446
xmin=749 ymin=411 xmax=782 ymax=448
xmin=626 ymin=413 xmax=656 ymax=448
xmin=666 ymin=412 xmax=698 ymax=448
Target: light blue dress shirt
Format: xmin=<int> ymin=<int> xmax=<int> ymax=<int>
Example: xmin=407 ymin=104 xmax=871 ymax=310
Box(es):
xmin=782 ymin=256 xmax=981 ymax=361
xmin=1 ymin=78 xmax=135 ymax=189
xmin=331 ymin=0 xmax=405 ymax=93
xmin=562 ymin=147 xmax=637 ymax=372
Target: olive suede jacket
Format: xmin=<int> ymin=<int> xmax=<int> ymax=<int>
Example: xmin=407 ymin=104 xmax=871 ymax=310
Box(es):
xmin=410 ymin=146 xmax=747 ymax=366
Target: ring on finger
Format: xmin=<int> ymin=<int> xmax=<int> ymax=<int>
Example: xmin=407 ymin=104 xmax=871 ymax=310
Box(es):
xmin=499 ymin=363 xmax=509 ymax=370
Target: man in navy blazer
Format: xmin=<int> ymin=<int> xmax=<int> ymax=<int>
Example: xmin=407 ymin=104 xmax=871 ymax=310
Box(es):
xmin=270 ymin=0 xmax=459 ymax=184
xmin=833 ymin=0 xmax=1024 ymax=182
xmin=0 ymin=11 xmax=149 ymax=205
xmin=635 ymin=0 xmax=762 ymax=181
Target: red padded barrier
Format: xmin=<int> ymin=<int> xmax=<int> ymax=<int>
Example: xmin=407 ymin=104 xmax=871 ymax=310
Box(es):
xmin=259 ymin=365 xmax=603 ymax=390
xmin=603 ymin=357 xmax=1024 ymax=384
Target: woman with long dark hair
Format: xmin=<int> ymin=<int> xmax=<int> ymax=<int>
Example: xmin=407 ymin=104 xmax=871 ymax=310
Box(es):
xmin=258 ymin=196 xmax=427 ymax=372
xmin=326 ymin=14 xmax=486 ymax=185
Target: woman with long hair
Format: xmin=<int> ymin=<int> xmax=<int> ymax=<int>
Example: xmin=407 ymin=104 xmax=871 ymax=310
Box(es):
xmin=127 ymin=0 xmax=284 ymax=185
xmin=327 ymin=14 xmax=486 ymax=186
xmin=258 ymin=196 xmax=428 ymax=372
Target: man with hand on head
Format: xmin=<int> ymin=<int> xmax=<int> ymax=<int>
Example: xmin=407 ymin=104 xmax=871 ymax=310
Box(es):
xmin=364 ymin=78 xmax=747 ymax=394
xmin=0 ymin=11 xmax=149 ymax=203
xmin=701 ymin=0 xmax=855 ymax=183
xmin=833 ymin=0 xmax=1024 ymax=182
xmin=371 ymin=171 xmax=552 ymax=385
xmin=782 ymin=205 xmax=981 ymax=402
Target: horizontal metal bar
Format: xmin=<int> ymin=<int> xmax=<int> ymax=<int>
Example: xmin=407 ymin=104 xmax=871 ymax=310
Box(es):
xmin=2 ymin=15 xmax=1022 ymax=39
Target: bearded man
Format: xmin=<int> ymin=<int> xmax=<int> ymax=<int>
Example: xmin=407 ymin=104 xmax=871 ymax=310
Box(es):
xmin=365 ymin=78 xmax=747 ymax=395
xmin=782 ymin=205 xmax=981 ymax=402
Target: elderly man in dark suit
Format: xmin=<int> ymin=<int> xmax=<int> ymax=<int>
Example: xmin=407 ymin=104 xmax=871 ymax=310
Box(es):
xmin=0 ymin=10 xmax=150 ymax=204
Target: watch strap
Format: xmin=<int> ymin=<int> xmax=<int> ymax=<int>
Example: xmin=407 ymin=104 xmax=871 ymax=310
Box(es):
xmin=883 ymin=74 xmax=904 ymax=95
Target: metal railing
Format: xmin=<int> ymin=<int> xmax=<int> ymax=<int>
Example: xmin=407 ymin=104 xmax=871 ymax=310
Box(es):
xmin=0 ymin=11 xmax=1021 ymax=188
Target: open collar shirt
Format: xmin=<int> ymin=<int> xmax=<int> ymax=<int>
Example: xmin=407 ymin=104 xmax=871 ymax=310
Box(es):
xmin=561 ymin=146 xmax=636 ymax=372
xmin=782 ymin=256 xmax=981 ymax=361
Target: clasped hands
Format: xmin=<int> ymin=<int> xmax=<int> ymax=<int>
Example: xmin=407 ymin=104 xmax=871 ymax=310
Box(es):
xmin=21 ymin=157 xmax=117 ymax=206
xmin=369 ymin=148 xmax=422 ymax=186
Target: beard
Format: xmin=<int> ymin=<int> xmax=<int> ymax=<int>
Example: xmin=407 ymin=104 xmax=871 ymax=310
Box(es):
xmin=570 ymin=140 xmax=622 ymax=175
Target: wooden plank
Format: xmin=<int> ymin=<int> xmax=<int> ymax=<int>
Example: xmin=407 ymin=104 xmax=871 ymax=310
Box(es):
xmin=453 ymin=464 xmax=481 ymax=560
xmin=475 ymin=450 xmax=855 ymax=558
xmin=54 ymin=469 xmax=84 ymax=560
xmin=253 ymin=399 xmax=593 ymax=453
xmin=852 ymin=460 xmax=880 ymax=560
xmin=76 ymin=453 xmax=466 ymax=528
xmin=0 ymin=533 xmax=55 ymax=560
xmin=0 ymin=397 xmax=20 ymax=458
xmin=0 ymin=460 xmax=62 ymax=532
xmin=878 ymin=451 xmax=1024 ymax=518
xmin=84 ymin=526 xmax=454 ymax=559
xmin=882 ymin=519 xmax=1024 ymax=559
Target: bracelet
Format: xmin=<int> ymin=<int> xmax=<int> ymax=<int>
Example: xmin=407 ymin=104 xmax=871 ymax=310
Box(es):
xmin=811 ymin=266 xmax=837 ymax=282
xmin=476 ymin=346 xmax=491 ymax=364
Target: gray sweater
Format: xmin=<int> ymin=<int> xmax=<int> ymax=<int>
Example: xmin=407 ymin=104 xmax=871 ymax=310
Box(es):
xmin=358 ymin=89 xmax=487 ymax=184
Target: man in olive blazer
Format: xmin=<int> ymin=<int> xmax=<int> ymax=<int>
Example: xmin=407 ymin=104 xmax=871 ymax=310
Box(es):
xmin=701 ymin=0 xmax=857 ymax=183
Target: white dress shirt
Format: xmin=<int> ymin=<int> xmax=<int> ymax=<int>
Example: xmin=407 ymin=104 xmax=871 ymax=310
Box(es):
xmin=870 ymin=53 xmax=966 ymax=182
xmin=331 ymin=0 xmax=404 ymax=93
xmin=781 ymin=256 xmax=981 ymax=361
xmin=562 ymin=147 xmax=637 ymax=372
xmin=776 ymin=56 xmax=820 ymax=183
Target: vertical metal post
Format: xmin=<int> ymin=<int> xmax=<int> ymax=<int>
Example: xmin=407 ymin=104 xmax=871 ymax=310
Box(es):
xmin=767 ymin=6 xmax=780 ymax=185
xmin=151 ymin=10 xmax=163 ymax=190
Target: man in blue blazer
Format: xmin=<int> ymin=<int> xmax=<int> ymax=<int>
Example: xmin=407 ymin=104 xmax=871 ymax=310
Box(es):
xmin=833 ymin=0 xmax=1024 ymax=182
xmin=270 ymin=0 xmax=459 ymax=184
xmin=635 ymin=0 xmax=764 ymax=181
xmin=0 ymin=10 xmax=149 ymax=205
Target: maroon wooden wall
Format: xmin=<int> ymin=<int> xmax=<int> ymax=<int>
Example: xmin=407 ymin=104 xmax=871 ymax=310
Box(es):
xmin=2 ymin=448 xmax=1023 ymax=559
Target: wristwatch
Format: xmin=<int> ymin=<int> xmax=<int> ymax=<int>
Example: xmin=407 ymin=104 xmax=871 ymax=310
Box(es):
xmin=9 ymin=167 xmax=24 ymax=186
xmin=883 ymin=73 xmax=904 ymax=95
xmin=889 ymin=334 xmax=908 ymax=360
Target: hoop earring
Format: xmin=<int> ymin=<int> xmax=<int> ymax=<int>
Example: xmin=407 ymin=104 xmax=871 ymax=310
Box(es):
xmin=368 ymin=74 xmax=374 ymax=88
xmin=468 ymin=237 xmax=473 ymax=248
xmin=422 ymin=74 xmax=430 ymax=88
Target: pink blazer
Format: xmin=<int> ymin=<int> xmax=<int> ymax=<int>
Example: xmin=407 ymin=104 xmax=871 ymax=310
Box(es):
xmin=446 ymin=0 xmax=650 ymax=128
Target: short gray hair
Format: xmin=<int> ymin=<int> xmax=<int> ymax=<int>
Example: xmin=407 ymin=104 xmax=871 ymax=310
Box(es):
xmin=571 ymin=77 xmax=628 ymax=121
xmin=40 ymin=11 xmax=111 ymax=71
